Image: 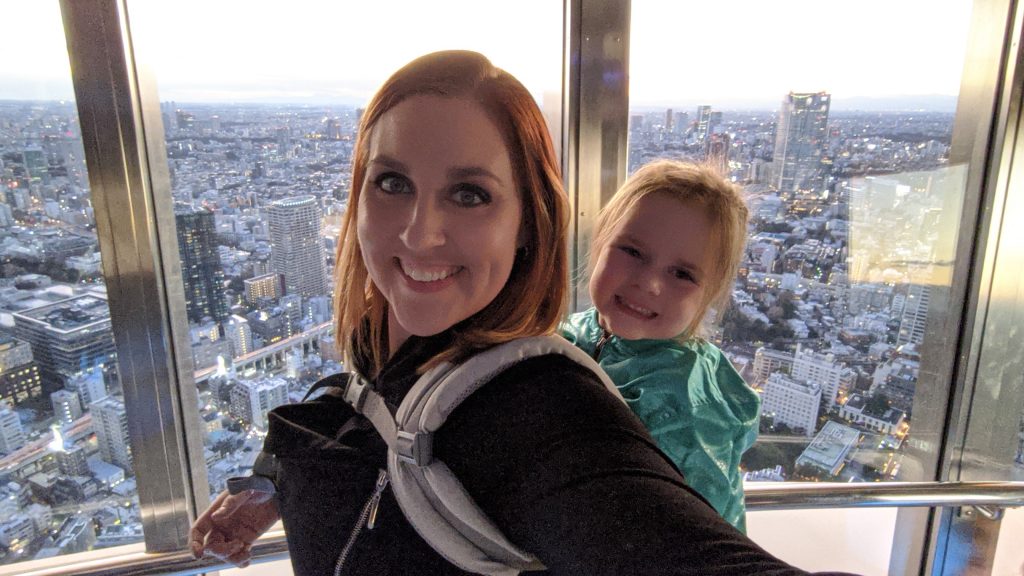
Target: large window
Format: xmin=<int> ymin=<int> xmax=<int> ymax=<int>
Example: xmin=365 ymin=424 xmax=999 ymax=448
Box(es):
xmin=627 ymin=0 xmax=974 ymax=484
xmin=125 ymin=0 xmax=564 ymax=503
xmin=0 ymin=2 xmax=140 ymax=567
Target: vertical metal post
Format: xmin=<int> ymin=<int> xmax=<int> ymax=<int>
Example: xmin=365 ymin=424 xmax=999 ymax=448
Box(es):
xmin=60 ymin=0 xmax=208 ymax=552
xmin=564 ymin=0 xmax=630 ymax=311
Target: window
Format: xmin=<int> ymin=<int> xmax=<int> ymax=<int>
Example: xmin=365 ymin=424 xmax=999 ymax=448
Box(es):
xmin=627 ymin=0 xmax=974 ymax=486
xmin=0 ymin=2 xmax=140 ymax=567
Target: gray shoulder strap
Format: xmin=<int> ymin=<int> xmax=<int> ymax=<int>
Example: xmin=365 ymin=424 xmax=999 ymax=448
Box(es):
xmin=351 ymin=334 xmax=623 ymax=576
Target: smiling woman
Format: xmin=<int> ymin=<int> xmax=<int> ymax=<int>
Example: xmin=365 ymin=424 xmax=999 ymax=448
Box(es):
xmin=190 ymin=50 xmax=859 ymax=576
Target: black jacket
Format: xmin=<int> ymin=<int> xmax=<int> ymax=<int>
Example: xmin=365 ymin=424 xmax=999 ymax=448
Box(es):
xmin=266 ymin=330 xmax=856 ymax=575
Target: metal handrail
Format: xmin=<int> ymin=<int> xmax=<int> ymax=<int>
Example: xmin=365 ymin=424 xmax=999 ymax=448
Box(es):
xmin=744 ymin=480 xmax=1024 ymax=510
xmin=9 ymin=481 xmax=1024 ymax=576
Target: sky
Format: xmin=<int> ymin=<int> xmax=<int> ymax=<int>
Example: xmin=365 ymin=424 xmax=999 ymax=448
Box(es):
xmin=3 ymin=0 xmax=974 ymax=110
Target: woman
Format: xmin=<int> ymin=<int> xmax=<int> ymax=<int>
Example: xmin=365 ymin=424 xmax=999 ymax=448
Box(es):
xmin=191 ymin=50 xmax=854 ymax=576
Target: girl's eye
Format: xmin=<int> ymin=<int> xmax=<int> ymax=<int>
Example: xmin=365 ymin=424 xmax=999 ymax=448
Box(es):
xmin=374 ymin=172 xmax=412 ymax=195
xmin=450 ymin=185 xmax=491 ymax=207
xmin=618 ymin=245 xmax=642 ymax=259
xmin=673 ymin=268 xmax=697 ymax=283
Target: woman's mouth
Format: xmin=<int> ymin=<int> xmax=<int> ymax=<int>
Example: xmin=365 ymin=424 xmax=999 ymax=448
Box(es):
xmin=397 ymin=258 xmax=463 ymax=284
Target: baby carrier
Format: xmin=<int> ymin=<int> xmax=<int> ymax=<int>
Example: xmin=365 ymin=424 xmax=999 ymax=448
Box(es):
xmin=229 ymin=334 xmax=623 ymax=575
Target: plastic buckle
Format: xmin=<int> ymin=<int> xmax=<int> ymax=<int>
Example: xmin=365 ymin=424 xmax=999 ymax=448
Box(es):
xmin=395 ymin=430 xmax=433 ymax=466
xmin=344 ymin=374 xmax=370 ymax=412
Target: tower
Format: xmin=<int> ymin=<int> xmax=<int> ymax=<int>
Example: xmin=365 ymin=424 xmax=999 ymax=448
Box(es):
xmin=91 ymin=396 xmax=133 ymax=472
xmin=267 ymin=196 xmax=329 ymax=300
xmin=695 ymin=105 xmax=713 ymax=142
xmin=175 ymin=205 xmax=228 ymax=324
xmin=772 ymin=92 xmax=830 ymax=193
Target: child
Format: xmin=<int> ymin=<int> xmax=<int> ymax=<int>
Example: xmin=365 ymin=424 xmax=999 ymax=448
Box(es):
xmin=562 ymin=159 xmax=760 ymax=532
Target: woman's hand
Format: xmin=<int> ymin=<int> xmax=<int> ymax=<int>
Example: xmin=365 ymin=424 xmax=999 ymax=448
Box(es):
xmin=189 ymin=489 xmax=280 ymax=568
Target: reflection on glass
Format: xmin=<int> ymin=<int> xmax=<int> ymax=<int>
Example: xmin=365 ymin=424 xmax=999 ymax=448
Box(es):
xmin=0 ymin=4 xmax=141 ymax=567
xmin=628 ymin=1 xmax=972 ymax=484
xmin=125 ymin=1 xmax=563 ymax=501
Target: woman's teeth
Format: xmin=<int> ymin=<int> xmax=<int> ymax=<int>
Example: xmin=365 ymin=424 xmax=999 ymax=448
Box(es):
xmin=401 ymin=261 xmax=462 ymax=282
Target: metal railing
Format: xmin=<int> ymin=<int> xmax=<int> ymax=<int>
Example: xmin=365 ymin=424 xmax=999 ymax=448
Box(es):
xmin=9 ymin=481 xmax=1024 ymax=576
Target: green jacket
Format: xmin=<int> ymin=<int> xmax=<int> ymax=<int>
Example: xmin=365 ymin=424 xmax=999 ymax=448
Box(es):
xmin=561 ymin=308 xmax=760 ymax=531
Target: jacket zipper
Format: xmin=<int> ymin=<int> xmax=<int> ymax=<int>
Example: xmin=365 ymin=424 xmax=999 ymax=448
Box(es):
xmin=333 ymin=469 xmax=389 ymax=576
xmin=593 ymin=328 xmax=613 ymax=361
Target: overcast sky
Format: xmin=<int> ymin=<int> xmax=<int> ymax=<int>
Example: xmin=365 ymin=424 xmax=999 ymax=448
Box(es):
xmin=3 ymin=0 xmax=973 ymax=109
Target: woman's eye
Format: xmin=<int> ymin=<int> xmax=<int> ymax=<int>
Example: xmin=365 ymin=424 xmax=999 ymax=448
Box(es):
xmin=374 ymin=173 xmax=411 ymax=195
xmin=450 ymin=185 xmax=490 ymax=207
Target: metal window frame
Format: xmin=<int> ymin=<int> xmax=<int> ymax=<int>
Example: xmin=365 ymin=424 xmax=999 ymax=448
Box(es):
xmin=60 ymin=0 xmax=209 ymax=552
xmin=47 ymin=0 xmax=1024 ymax=572
xmin=564 ymin=0 xmax=630 ymax=311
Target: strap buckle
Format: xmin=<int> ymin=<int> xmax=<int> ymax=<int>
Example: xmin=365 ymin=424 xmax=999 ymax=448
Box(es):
xmin=344 ymin=373 xmax=371 ymax=412
xmin=395 ymin=430 xmax=433 ymax=466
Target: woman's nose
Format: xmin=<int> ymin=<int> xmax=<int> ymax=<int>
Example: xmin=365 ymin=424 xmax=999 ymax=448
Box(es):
xmin=399 ymin=197 xmax=446 ymax=250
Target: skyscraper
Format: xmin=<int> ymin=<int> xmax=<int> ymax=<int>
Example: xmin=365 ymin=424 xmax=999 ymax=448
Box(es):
xmin=91 ymin=396 xmax=132 ymax=472
xmin=772 ymin=92 xmax=831 ymax=193
xmin=695 ymin=105 xmax=713 ymax=142
xmin=267 ymin=196 xmax=328 ymax=300
xmin=897 ymin=283 xmax=931 ymax=347
xmin=175 ymin=205 xmax=228 ymax=324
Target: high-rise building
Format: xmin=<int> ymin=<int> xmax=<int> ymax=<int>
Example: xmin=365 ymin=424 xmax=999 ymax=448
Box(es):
xmin=761 ymin=373 xmax=821 ymax=436
xmin=771 ymin=92 xmax=831 ymax=193
xmin=695 ymin=105 xmax=713 ymax=142
xmin=0 ymin=335 xmax=42 ymax=407
xmin=91 ymin=396 xmax=132 ymax=472
xmin=13 ymin=294 xmax=117 ymax=391
xmin=792 ymin=345 xmax=857 ymax=409
xmin=0 ymin=403 xmax=26 ymax=455
xmin=898 ymin=283 xmax=931 ymax=346
xmin=65 ymin=367 xmax=108 ymax=407
xmin=267 ymin=196 xmax=328 ymax=299
xmin=56 ymin=445 xmax=89 ymax=476
xmin=51 ymin=389 xmax=83 ymax=425
xmin=244 ymin=273 xmax=284 ymax=305
xmin=175 ymin=205 xmax=228 ymax=324
xmin=664 ymin=108 xmax=674 ymax=132
xmin=229 ymin=378 xmax=288 ymax=430
xmin=224 ymin=315 xmax=254 ymax=359
xmin=673 ymin=111 xmax=689 ymax=136
xmin=705 ymin=133 xmax=731 ymax=176
xmin=753 ymin=347 xmax=794 ymax=384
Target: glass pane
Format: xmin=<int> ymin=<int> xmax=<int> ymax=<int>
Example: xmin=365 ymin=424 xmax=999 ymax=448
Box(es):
xmin=0 ymin=2 xmax=141 ymax=567
xmin=125 ymin=0 xmax=563 ymax=501
xmin=627 ymin=0 xmax=973 ymax=484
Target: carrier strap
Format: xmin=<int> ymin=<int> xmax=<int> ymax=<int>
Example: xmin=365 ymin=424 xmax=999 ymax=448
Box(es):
xmin=341 ymin=334 xmax=623 ymax=576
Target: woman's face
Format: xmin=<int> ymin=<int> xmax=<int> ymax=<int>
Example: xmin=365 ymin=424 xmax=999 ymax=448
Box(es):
xmin=357 ymin=95 xmax=523 ymax=353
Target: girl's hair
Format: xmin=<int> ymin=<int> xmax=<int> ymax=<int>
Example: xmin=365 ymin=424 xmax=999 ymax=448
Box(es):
xmin=334 ymin=50 xmax=569 ymax=374
xmin=589 ymin=159 xmax=749 ymax=341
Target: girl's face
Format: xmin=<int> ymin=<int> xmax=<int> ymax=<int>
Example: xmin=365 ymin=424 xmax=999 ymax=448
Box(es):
xmin=589 ymin=192 xmax=713 ymax=340
xmin=357 ymin=95 xmax=522 ymax=354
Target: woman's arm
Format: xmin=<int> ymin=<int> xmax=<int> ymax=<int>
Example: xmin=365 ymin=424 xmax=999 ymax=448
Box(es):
xmin=436 ymin=355 xmax=852 ymax=576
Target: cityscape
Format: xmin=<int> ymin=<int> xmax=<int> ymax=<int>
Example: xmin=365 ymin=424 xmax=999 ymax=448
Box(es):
xmin=0 ymin=91 xmax=1019 ymax=566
